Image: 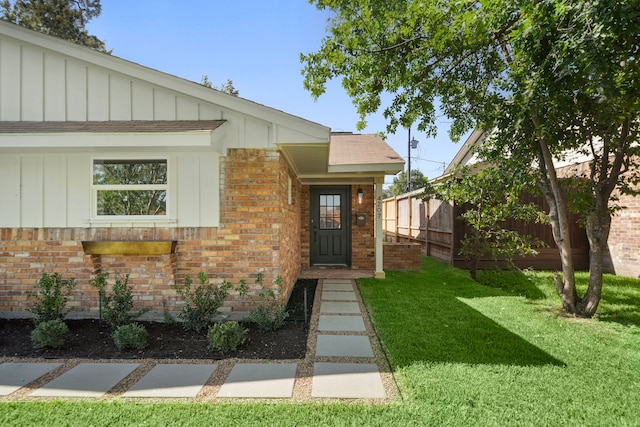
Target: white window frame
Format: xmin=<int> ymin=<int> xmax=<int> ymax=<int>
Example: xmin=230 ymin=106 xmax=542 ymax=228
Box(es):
xmin=90 ymin=156 xmax=172 ymax=222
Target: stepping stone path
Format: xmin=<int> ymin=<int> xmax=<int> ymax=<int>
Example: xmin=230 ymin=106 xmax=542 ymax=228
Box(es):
xmin=0 ymin=279 xmax=390 ymax=401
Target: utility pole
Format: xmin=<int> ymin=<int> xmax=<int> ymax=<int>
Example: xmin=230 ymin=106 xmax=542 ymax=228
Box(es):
xmin=407 ymin=129 xmax=419 ymax=192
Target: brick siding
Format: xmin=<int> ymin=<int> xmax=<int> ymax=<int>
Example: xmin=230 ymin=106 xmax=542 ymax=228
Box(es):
xmin=383 ymin=242 xmax=422 ymax=271
xmin=0 ymin=148 xmax=303 ymax=318
xmin=558 ymin=161 xmax=640 ymax=278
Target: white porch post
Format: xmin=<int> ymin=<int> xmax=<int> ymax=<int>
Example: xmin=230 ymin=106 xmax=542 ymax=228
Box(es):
xmin=374 ymin=177 xmax=385 ymax=279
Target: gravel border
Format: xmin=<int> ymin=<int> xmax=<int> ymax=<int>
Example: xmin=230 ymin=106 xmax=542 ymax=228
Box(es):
xmin=0 ymin=278 xmax=399 ymax=403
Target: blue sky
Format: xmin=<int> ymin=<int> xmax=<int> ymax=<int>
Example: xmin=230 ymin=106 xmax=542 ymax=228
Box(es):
xmin=87 ymin=1 xmax=466 ymax=182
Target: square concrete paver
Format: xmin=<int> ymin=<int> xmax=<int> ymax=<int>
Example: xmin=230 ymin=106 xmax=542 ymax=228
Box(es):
xmin=30 ymin=363 xmax=139 ymax=398
xmin=318 ymin=315 xmax=366 ymax=332
xmin=320 ymin=301 xmax=361 ymax=314
xmin=322 ymin=282 xmax=354 ymax=291
xmin=0 ymin=363 xmax=62 ymax=396
xmin=322 ymin=291 xmax=357 ymax=301
xmin=315 ymin=335 xmax=374 ymax=358
xmin=217 ymin=363 xmax=297 ymax=398
xmin=312 ymin=363 xmax=387 ymax=399
xmin=122 ymin=364 xmax=217 ymax=398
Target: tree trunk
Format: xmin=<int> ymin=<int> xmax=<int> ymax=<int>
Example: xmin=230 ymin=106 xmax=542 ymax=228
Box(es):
xmin=533 ymin=128 xmax=578 ymax=314
xmin=577 ymin=194 xmax=612 ymax=317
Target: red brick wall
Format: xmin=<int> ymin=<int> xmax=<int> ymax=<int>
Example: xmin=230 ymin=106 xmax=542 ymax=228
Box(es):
xmin=383 ymin=243 xmax=422 ymax=271
xmin=558 ymin=161 xmax=640 ymax=278
xmin=351 ymin=185 xmax=375 ymax=269
xmin=299 ymin=184 xmax=375 ymax=270
xmin=0 ymin=148 xmax=303 ymax=318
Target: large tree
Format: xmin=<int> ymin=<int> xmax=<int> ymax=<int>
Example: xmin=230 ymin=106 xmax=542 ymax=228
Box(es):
xmin=385 ymin=169 xmax=427 ymax=198
xmin=302 ymin=0 xmax=640 ymax=317
xmin=1 ymin=0 xmax=107 ymax=52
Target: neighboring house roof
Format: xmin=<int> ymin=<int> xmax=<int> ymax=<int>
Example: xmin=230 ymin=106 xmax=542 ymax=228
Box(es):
xmin=442 ymin=129 xmax=487 ymax=176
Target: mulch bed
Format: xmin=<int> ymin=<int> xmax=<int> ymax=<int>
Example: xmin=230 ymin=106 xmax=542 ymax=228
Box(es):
xmin=0 ymin=279 xmax=317 ymax=360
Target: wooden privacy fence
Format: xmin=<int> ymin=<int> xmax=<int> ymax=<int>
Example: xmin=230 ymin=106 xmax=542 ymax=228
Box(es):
xmin=382 ymin=189 xmax=455 ymax=263
xmin=382 ymin=190 xmax=589 ymax=270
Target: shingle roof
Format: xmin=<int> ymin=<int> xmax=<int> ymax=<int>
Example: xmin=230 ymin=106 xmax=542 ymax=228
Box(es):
xmin=329 ymin=132 xmax=404 ymax=166
xmin=0 ymin=120 xmax=225 ymax=133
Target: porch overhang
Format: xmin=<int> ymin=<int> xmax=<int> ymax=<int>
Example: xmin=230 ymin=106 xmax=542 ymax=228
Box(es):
xmin=0 ymin=120 xmax=227 ymax=153
xmin=278 ymin=132 xmax=404 ymax=184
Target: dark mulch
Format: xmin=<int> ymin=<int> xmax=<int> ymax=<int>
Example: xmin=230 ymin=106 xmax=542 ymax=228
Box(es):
xmin=0 ymin=279 xmax=317 ymax=360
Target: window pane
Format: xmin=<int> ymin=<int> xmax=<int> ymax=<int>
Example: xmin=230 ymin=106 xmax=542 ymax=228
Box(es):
xmin=319 ymin=194 xmax=341 ymax=230
xmin=97 ymin=190 xmax=166 ymax=216
xmin=93 ymin=159 xmax=167 ymax=185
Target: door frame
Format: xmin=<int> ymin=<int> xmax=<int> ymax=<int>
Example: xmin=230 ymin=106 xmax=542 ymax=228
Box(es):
xmin=309 ymin=185 xmax=352 ymax=266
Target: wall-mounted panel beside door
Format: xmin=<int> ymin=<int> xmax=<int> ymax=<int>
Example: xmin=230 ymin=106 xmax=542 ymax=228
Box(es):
xmin=310 ymin=186 xmax=351 ymax=266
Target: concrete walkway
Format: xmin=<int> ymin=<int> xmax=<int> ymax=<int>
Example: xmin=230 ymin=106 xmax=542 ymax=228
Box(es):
xmin=0 ymin=279 xmax=395 ymax=402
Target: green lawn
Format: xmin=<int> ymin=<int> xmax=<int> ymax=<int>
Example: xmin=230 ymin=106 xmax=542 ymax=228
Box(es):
xmin=2 ymin=257 xmax=639 ymax=426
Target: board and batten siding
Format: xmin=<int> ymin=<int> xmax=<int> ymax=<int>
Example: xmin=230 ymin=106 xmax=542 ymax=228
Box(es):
xmin=0 ymin=38 xmax=223 ymax=122
xmin=0 ymin=152 xmax=220 ymax=228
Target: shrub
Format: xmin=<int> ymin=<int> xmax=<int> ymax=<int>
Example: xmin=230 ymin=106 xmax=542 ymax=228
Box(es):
xmin=88 ymin=273 xmax=108 ymax=322
xmin=207 ymin=321 xmax=248 ymax=353
xmin=249 ymin=274 xmax=289 ymax=332
xmin=175 ymin=272 xmax=232 ymax=332
xmin=31 ymin=319 xmax=69 ymax=349
xmin=27 ymin=273 xmax=75 ymax=325
xmin=112 ymin=323 xmax=148 ymax=351
xmin=102 ymin=274 xmax=148 ymax=329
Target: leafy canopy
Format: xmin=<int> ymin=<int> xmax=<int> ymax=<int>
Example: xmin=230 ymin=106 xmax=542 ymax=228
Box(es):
xmin=1 ymin=0 xmax=108 ymax=52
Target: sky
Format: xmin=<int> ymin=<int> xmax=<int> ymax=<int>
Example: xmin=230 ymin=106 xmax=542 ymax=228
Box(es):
xmin=87 ymin=1 xmax=467 ymax=183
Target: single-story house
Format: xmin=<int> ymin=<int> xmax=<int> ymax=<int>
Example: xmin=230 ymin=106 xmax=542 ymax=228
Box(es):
xmin=0 ymin=20 xmax=404 ymax=319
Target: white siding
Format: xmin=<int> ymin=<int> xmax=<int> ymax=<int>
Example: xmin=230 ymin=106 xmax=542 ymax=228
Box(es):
xmin=66 ymin=154 xmax=90 ymax=226
xmin=43 ymin=156 xmax=67 ymax=226
xmin=153 ymin=88 xmax=176 ymax=120
xmin=0 ymin=38 xmax=21 ymax=120
xmin=87 ymin=67 xmax=109 ymax=120
xmin=0 ymin=156 xmax=21 ymax=226
xmin=20 ymin=156 xmax=44 ymax=226
xmin=108 ymin=74 xmax=132 ymax=120
xmin=0 ymin=151 xmax=220 ymax=228
xmin=21 ymin=45 xmax=44 ymax=120
xmin=198 ymin=152 xmax=220 ymax=226
xmin=43 ymin=54 xmax=66 ymax=121
xmin=65 ymin=60 xmax=87 ymax=120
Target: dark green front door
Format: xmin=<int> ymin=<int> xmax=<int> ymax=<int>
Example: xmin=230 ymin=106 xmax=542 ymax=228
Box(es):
xmin=310 ymin=186 xmax=350 ymax=265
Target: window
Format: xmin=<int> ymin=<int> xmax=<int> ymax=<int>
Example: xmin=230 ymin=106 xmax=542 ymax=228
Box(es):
xmin=92 ymin=159 xmax=168 ymax=217
xmin=319 ymin=194 xmax=341 ymax=229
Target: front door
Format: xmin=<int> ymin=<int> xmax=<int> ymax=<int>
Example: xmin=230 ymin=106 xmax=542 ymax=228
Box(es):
xmin=310 ymin=186 xmax=351 ymax=265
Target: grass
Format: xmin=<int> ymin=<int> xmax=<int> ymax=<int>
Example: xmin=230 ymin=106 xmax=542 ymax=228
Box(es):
xmin=358 ymin=258 xmax=640 ymax=426
xmin=2 ymin=257 xmax=639 ymax=426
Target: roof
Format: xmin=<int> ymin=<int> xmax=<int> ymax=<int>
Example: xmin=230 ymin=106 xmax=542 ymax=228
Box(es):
xmin=278 ymin=132 xmax=404 ymax=185
xmin=329 ymin=133 xmax=404 ymax=172
xmin=0 ymin=20 xmax=329 ymax=143
xmin=0 ymin=120 xmax=225 ymax=133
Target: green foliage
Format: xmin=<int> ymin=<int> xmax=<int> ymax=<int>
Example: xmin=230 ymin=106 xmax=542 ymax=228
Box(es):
xmin=93 ymin=159 xmax=167 ymax=216
xmin=88 ymin=272 xmax=107 ymax=321
xmin=303 ymin=0 xmax=640 ymax=316
xmin=1 ymin=0 xmax=108 ymax=52
xmin=111 ymin=323 xmax=148 ymax=351
xmin=26 ymin=273 xmax=75 ymax=325
xmin=101 ymin=274 xmax=148 ymax=329
xmin=207 ymin=321 xmax=248 ymax=353
xmin=174 ymin=272 xmax=233 ymax=332
xmin=248 ymin=274 xmax=289 ymax=332
xmin=30 ymin=319 xmax=68 ymax=349
xmin=200 ymin=76 xmax=239 ymax=96
xmin=424 ymin=165 xmax=547 ymax=279
xmin=162 ymin=300 xmax=176 ymax=324
xmin=384 ymin=170 xmax=427 ymax=198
